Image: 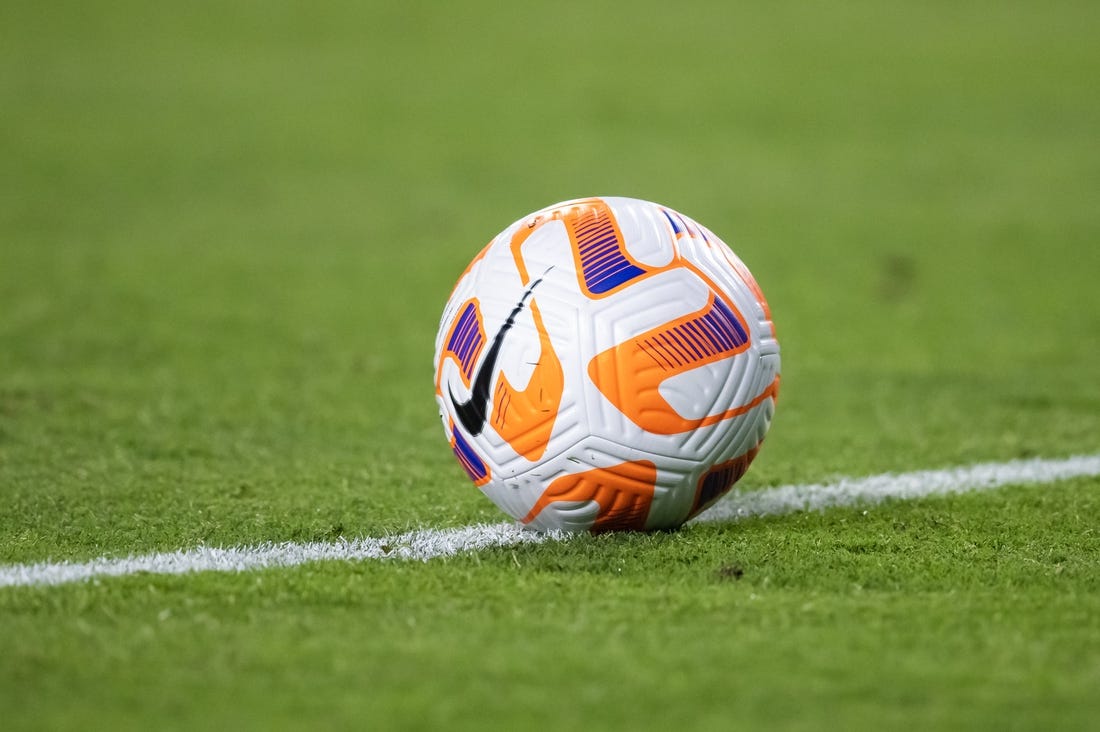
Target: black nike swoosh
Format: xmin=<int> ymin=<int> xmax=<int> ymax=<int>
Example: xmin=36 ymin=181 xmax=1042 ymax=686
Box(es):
xmin=449 ymin=275 xmax=546 ymax=437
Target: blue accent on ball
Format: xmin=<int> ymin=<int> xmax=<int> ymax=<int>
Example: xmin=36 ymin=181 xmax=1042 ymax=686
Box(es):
xmin=447 ymin=302 xmax=484 ymax=378
xmin=452 ymin=426 xmax=488 ymax=483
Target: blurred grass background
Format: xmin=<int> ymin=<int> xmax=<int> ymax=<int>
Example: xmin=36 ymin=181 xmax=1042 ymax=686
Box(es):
xmin=2 ymin=2 xmax=1099 ymax=729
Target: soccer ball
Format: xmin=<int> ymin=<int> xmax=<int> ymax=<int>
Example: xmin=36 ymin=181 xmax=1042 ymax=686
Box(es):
xmin=433 ymin=197 xmax=780 ymax=532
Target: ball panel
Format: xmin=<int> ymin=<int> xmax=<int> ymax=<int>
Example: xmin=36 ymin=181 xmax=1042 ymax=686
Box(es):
xmin=519 ymin=459 xmax=656 ymax=533
xmin=686 ymin=444 xmax=762 ymax=521
xmin=488 ymin=300 xmax=563 ymax=463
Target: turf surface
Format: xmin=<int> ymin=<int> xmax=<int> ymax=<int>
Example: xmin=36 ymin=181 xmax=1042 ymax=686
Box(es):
xmin=2 ymin=1 xmax=1099 ymax=729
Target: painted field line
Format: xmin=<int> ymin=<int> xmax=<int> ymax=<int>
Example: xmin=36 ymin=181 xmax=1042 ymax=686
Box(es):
xmin=2 ymin=454 xmax=1098 ymax=588
xmin=693 ymin=453 xmax=1100 ymax=523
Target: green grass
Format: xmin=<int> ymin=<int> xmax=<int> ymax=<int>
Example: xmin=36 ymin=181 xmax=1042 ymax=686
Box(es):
xmin=2 ymin=0 xmax=1099 ymax=729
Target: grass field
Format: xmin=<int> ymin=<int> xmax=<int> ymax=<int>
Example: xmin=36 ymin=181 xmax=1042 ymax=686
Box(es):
xmin=2 ymin=1 xmax=1099 ymax=729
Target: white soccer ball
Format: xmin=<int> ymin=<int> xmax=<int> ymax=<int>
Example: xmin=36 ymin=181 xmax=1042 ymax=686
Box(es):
xmin=433 ymin=197 xmax=780 ymax=532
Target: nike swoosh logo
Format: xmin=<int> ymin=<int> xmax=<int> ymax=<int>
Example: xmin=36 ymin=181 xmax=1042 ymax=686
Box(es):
xmin=449 ymin=275 xmax=546 ymax=437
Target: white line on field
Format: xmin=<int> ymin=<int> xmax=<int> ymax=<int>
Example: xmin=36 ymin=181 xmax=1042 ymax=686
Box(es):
xmin=2 ymin=454 xmax=1098 ymax=588
xmin=691 ymin=453 xmax=1100 ymax=524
